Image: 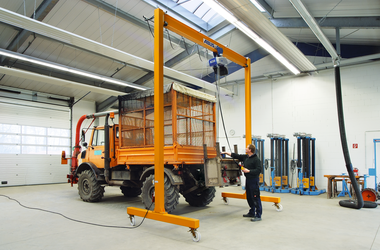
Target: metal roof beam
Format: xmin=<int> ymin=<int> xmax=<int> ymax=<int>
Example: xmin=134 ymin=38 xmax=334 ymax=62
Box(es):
xmin=289 ymin=0 xmax=339 ymax=65
xmin=271 ymin=17 xmax=380 ymax=28
xmin=134 ymin=23 xmax=235 ymax=85
xmin=1 ymin=0 xmax=58 ymax=66
xmin=96 ymin=96 xmax=118 ymax=112
xmin=6 ymin=0 xmax=58 ymax=52
xmin=256 ymin=0 xmax=274 ymax=18
xmin=83 ymin=0 xmax=193 ymax=51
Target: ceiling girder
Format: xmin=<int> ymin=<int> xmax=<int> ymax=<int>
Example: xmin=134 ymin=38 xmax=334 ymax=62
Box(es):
xmin=96 ymin=96 xmax=118 ymax=112
xmin=289 ymin=0 xmax=339 ymax=64
xmin=0 ymin=0 xmax=58 ymax=66
xmin=256 ymin=0 xmax=274 ymax=18
xmin=83 ymin=0 xmax=193 ymax=51
xmin=271 ymin=17 xmax=380 ymax=29
xmin=133 ymin=23 xmax=235 ymax=85
xmin=6 ymin=0 xmax=58 ymax=52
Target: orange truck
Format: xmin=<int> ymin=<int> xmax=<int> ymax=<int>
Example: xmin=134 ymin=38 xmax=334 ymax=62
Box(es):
xmin=62 ymin=83 xmax=240 ymax=213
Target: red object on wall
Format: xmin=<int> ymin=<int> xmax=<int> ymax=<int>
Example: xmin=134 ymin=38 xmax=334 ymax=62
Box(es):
xmin=353 ymin=143 xmax=358 ymax=149
xmin=353 ymin=168 xmax=358 ymax=176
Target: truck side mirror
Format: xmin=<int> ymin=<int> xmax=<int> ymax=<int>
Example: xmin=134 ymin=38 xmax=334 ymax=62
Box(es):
xmin=82 ymin=142 xmax=88 ymax=148
xmin=81 ymin=130 xmax=85 ymax=143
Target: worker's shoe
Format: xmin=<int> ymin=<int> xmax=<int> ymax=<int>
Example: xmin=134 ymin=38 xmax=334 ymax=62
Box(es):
xmin=251 ymin=217 xmax=262 ymax=222
xmin=243 ymin=213 xmax=255 ymax=218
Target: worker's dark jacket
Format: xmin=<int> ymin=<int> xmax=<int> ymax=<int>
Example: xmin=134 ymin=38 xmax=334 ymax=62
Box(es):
xmin=231 ymin=153 xmax=261 ymax=179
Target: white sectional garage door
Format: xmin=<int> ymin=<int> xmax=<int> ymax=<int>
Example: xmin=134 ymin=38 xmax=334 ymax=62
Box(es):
xmin=0 ymin=99 xmax=71 ymax=186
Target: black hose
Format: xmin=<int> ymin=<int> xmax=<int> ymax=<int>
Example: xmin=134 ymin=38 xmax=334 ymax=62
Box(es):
xmin=335 ymin=66 xmax=364 ymax=209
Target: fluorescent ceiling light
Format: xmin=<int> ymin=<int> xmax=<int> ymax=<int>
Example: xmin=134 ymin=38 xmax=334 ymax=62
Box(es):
xmin=0 ymin=49 xmax=148 ymax=91
xmin=202 ymin=0 xmax=301 ymax=75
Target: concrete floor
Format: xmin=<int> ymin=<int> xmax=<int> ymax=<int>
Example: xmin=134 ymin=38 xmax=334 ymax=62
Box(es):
xmin=1 ymin=184 xmax=380 ymax=250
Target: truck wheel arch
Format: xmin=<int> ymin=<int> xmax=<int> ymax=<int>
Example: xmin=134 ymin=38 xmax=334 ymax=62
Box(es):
xmin=75 ymin=162 xmax=102 ymax=179
xmin=140 ymin=166 xmax=183 ymax=185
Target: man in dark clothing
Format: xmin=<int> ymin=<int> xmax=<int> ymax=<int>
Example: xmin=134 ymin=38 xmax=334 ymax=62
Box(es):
xmin=221 ymin=144 xmax=262 ymax=222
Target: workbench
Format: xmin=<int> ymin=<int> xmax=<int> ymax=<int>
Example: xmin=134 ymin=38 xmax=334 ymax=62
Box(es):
xmin=324 ymin=175 xmax=364 ymax=199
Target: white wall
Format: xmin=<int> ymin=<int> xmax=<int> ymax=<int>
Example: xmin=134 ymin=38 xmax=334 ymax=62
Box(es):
xmin=218 ymin=60 xmax=380 ymax=189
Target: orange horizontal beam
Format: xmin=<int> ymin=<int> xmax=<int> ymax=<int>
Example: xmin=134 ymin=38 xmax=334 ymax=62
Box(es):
xmin=164 ymin=14 xmax=247 ymax=67
xmin=127 ymin=207 xmax=199 ymax=229
xmin=221 ymin=192 xmax=281 ymax=203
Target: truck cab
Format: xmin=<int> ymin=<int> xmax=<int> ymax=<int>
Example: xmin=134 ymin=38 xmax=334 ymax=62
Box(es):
xmin=80 ymin=125 xmax=119 ymax=170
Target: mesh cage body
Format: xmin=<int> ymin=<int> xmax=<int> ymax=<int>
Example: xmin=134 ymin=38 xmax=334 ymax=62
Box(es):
xmin=119 ymin=84 xmax=215 ymax=149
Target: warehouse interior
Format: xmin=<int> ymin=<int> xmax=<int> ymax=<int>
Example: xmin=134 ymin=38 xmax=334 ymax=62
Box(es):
xmin=0 ymin=0 xmax=380 ymax=249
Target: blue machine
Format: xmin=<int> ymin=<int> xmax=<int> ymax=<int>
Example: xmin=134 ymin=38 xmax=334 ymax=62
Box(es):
xmin=252 ymin=136 xmax=266 ymax=191
xmin=208 ymin=46 xmax=228 ymax=76
xmin=290 ymin=132 xmax=326 ymax=195
xmin=370 ymin=139 xmax=380 ymax=190
xmin=264 ymin=134 xmax=290 ymax=193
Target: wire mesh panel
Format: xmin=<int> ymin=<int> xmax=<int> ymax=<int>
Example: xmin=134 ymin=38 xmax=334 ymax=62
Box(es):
xmin=119 ymin=84 xmax=215 ymax=149
xmin=119 ymin=88 xmax=173 ymax=148
xmin=145 ymin=109 xmax=154 ymax=146
xmin=176 ymin=92 xmax=215 ymax=148
xmin=120 ymin=110 xmax=144 ymax=147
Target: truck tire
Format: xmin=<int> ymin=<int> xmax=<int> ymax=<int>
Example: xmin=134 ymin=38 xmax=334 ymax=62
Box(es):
xmin=142 ymin=174 xmax=179 ymax=213
xmin=78 ymin=169 xmax=104 ymax=202
xmin=183 ymin=187 xmax=216 ymax=207
xmin=120 ymin=186 xmax=142 ymax=197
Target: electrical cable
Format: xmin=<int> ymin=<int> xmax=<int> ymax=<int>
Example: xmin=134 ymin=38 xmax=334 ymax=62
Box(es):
xmin=214 ymin=71 xmax=240 ymax=167
xmin=166 ymin=28 xmax=175 ymax=50
xmin=143 ymin=15 xmax=154 ymax=38
xmin=214 ymin=73 xmax=232 ymax=153
xmin=0 ymin=194 xmax=153 ymax=229
xmin=197 ymin=44 xmax=202 ymax=62
xmin=182 ymin=37 xmax=190 ymax=55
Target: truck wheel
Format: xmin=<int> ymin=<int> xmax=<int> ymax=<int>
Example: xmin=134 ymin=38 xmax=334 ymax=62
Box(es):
xmin=77 ymin=169 xmax=104 ymax=202
xmin=183 ymin=187 xmax=216 ymax=207
xmin=120 ymin=186 xmax=142 ymax=197
xmin=142 ymin=174 xmax=179 ymax=213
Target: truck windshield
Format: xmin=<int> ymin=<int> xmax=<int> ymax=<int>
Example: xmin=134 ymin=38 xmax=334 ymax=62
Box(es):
xmin=92 ymin=129 xmax=105 ymax=146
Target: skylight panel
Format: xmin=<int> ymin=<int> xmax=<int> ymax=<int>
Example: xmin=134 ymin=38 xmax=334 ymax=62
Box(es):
xmin=201 ymin=8 xmax=217 ymax=23
xmin=250 ymin=0 xmax=266 ymax=12
xmin=180 ymin=0 xmax=203 ymax=13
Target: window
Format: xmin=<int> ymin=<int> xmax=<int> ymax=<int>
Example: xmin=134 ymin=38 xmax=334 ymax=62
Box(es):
xmin=0 ymin=123 xmax=70 ymax=155
xmin=92 ymin=129 xmax=105 ymax=146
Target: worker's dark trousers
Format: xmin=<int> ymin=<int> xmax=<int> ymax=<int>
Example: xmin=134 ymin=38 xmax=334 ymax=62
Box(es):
xmin=246 ymin=177 xmax=262 ymax=218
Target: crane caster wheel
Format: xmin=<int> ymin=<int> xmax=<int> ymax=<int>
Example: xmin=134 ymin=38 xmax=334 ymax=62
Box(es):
xmin=189 ymin=228 xmax=201 ymax=242
xmin=223 ymin=197 xmax=229 ymax=205
xmin=274 ymin=203 xmax=283 ymax=212
xmin=129 ymin=215 xmax=136 ymax=226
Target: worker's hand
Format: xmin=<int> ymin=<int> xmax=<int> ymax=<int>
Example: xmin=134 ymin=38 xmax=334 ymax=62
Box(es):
xmin=241 ymin=167 xmax=250 ymax=173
